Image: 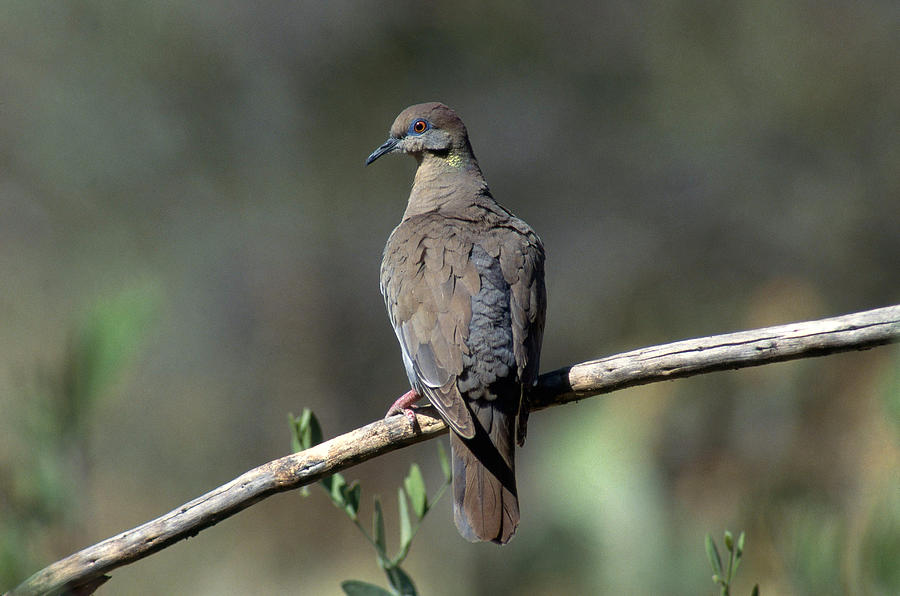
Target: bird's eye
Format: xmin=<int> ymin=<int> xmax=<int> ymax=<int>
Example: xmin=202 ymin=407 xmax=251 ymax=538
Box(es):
xmin=410 ymin=119 xmax=429 ymax=135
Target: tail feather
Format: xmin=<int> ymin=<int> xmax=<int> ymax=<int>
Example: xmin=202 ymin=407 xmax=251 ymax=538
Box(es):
xmin=450 ymin=397 xmax=519 ymax=544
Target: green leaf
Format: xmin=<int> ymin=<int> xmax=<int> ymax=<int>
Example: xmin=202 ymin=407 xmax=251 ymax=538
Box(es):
xmin=706 ymin=534 xmax=724 ymax=579
xmin=307 ymin=410 xmax=323 ymax=447
xmin=344 ymin=481 xmax=361 ymax=520
xmin=750 ymin=584 xmax=760 ymax=596
xmin=326 ymin=473 xmax=347 ymax=507
xmin=404 ymin=464 xmax=427 ymax=518
xmin=290 ymin=409 xmax=324 ymax=452
xmin=724 ymin=530 xmax=734 ymax=552
xmin=320 ymin=473 xmax=333 ymax=495
xmin=289 ymin=413 xmax=303 ymax=453
xmin=296 ymin=408 xmax=324 ymax=450
xmin=373 ymin=497 xmax=386 ymax=560
xmin=398 ymin=487 xmax=412 ymax=552
xmin=437 ymin=441 xmax=451 ymax=482
xmin=736 ymin=531 xmax=745 ymax=557
xmin=341 ymin=580 xmax=395 ymax=596
xmin=385 ymin=565 xmax=417 ymax=596
xmin=732 ymin=544 xmax=743 ymax=578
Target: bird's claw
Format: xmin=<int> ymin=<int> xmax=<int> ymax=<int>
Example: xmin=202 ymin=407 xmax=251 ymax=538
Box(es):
xmin=385 ymin=389 xmax=422 ymax=426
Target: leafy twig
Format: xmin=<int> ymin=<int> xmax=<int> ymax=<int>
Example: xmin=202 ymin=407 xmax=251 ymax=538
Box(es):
xmin=706 ymin=531 xmax=759 ymax=596
xmin=291 ymin=409 xmax=451 ymax=596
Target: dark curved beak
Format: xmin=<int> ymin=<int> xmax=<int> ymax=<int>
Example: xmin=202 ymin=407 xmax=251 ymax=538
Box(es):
xmin=366 ymin=137 xmax=400 ymax=166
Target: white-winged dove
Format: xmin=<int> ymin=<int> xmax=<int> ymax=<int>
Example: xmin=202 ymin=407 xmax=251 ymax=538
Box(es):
xmin=368 ymin=102 xmax=546 ymax=544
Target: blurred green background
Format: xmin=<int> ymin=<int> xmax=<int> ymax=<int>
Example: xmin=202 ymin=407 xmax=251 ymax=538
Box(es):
xmin=2 ymin=1 xmax=898 ymax=594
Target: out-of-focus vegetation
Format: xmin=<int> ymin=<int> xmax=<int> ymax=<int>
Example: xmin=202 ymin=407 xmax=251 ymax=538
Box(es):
xmin=1 ymin=2 xmax=897 ymax=594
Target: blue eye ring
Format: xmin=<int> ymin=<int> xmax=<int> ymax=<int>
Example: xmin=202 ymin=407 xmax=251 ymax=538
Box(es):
xmin=408 ymin=119 xmax=430 ymax=135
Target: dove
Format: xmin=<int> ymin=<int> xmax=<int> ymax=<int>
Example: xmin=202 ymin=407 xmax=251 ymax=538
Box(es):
xmin=368 ymin=102 xmax=546 ymax=544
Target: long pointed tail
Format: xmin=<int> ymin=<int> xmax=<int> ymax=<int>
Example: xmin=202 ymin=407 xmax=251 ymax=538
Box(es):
xmin=450 ymin=399 xmax=519 ymax=544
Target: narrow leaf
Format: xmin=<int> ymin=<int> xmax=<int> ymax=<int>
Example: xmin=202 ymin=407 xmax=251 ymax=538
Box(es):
xmin=298 ymin=409 xmax=314 ymax=449
xmin=398 ymin=487 xmax=412 ymax=552
xmin=341 ymin=580 xmax=395 ymax=596
xmin=706 ymin=534 xmax=724 ymax=578
xmin=291 ymin=409 xmax=324 ymax=452
xmin=298 ymin=408 xmax=324 ymax=448
xmin=724 ymin=530 xmax=734 ymax=552
xmin=373 ymin=497 xmax=386 ymax=559
xmin=307 ymin=410 xmax=323 ymax=447
xmin=436 ymin=441 xmax=451 ymax=482
xmin=328 ymin=474 xmax=347 ymax=507
xmin=731 ymin=531 xmax=745 ymax=581
xmin=385 ymin=565 xmax=417 ymax=596
xmin=344 ymin=481 xmax=361 ymax=520
xmin=404 ymin=464 xmax=427 ymax=518
xmin=751 ymin=584 xmax=760 ymax=596
xmin=289 ymin=413 xmax=303 ymax=453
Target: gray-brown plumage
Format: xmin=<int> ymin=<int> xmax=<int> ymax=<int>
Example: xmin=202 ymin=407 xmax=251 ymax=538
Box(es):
xmin=367 ymin=102 xmax=546 ymax=544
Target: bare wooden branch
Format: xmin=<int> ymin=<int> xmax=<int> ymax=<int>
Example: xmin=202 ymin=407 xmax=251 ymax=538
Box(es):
xmin=530 ymin=304 xmax=900 ymax=409
xmin=9 ymin=305 xmax=899 ymax=596
xmin=10 ymin=413 xmax=450 ymax=596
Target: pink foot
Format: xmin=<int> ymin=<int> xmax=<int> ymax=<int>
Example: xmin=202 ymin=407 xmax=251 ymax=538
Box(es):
xmin=385 ymin=388 xmax=422 ymax=425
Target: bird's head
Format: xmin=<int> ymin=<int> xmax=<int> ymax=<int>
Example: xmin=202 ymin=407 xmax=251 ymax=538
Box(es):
xmin=366 ymin=102 xmax=472 ymax=166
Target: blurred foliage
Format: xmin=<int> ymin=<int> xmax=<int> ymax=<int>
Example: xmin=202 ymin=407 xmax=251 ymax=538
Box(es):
xmin=0 ymin=283 xmax=158 ymax=587
xmin=1 ymin=1 xmax=898 ymax=593
xmin=860 ymin=481 xmax=900 ymax=593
